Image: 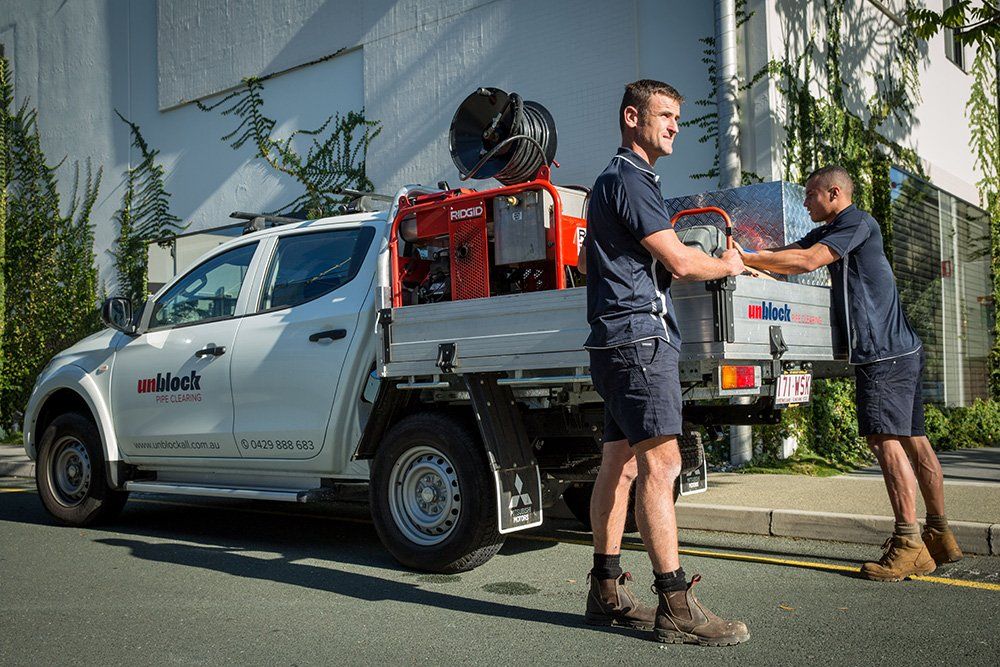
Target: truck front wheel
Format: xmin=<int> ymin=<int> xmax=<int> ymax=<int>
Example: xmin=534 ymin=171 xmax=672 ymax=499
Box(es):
xmin=370 ymin=412 xmax=505 ymax=573
xmin=35 ymin=412 xmax=128 ymax=525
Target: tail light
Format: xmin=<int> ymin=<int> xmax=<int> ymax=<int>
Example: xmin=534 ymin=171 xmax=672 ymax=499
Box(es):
xmin=720 ymin=365 xmax=759 ymax=390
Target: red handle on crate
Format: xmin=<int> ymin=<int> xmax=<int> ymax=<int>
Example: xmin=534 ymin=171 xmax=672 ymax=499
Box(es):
xmin=669 ymin=206 xmax=734 ymax=250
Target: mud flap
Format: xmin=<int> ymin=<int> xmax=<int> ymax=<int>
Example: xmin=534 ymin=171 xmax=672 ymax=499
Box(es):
xmin=494 ymin=464 xmax=543 ymax=533
xmin=677 ymin=459 xmax=708 ymax=496
xmin=464 ymin=373 xmax=543 ymax=534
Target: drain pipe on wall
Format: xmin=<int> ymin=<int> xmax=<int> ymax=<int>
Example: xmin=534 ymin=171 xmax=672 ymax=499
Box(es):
xmin=715 ymin=0 xmax=741 ymax=190
xmin=714 ymin=0 xmax=754 ymax=466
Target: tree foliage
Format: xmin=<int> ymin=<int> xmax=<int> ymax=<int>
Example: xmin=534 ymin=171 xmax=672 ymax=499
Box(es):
xmin=112 ymin=111 xmax=185 ymax=304
xmin=0 ymin=57 xmax=8 ymax=391
xmin=197 ymin=76 xmax=381 ymax=217
xmin=0 ymin=54 xmax=103 ymax=429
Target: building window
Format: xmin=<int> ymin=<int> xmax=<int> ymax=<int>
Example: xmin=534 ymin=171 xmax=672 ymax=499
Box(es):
xmin=943 ymin=0 xmax=967 ymax=71
xmin=890 ymin=167 xmax=993 ymax=407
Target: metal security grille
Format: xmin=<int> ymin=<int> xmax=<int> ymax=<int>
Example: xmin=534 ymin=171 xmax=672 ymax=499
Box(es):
xmin=449 ymin=217 xmax=490 ymax=301
xmin=890 ymin=167 xmax=993 ymax=406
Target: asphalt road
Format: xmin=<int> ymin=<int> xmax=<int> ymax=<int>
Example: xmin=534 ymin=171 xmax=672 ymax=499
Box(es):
xmin=1 ymin=477 xmax=998 ymax=666
xmin=850 ymin=447 xmax=1000 ymax=484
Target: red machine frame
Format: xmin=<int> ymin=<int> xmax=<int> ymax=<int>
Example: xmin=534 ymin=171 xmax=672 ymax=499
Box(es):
xmin=388 ymin=165 xmax=585 ymax=307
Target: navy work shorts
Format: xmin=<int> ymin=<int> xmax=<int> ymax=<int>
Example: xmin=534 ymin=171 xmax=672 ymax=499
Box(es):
xmin=854 ymin=348 xmax=926 ymax=437
xmin=588 ymin=337 xmax=683 ymax=445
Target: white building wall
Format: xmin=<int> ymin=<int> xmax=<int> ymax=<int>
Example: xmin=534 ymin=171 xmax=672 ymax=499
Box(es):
xmin=0 ymin=0 xmax=984 ymax=291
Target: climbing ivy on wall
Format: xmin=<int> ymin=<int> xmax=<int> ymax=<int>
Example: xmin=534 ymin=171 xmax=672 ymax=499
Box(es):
xmin=112 ymin=112 xmax=186 ymax=305
xmin=197 ymin=75 xmax=381 ymax=218
xmin=0 ymin=58 xmax=7 ymax=393
xmin=0 ymin=55 xmax=103 ymax=429
xmin=774 ymin=0 xmax=924 ymax=252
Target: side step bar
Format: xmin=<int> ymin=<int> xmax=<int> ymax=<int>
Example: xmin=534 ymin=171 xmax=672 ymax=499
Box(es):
xmin=124 ymin=481 xmax=368 ymax=503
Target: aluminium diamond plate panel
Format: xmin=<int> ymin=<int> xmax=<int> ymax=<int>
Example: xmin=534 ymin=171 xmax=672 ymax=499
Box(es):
xmin=664 ymin=181 xmax=830 ymax=287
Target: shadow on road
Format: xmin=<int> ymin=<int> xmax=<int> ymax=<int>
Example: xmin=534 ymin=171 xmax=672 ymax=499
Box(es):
xmin=94 ymin=534 xmax=593 ymax=630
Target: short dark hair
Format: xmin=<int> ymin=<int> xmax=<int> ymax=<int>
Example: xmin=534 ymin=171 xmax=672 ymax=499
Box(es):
xmin=806 ymin=165 xmax=855 ymax=197
xmin=620 ymin=79 xmax=684 ymax=133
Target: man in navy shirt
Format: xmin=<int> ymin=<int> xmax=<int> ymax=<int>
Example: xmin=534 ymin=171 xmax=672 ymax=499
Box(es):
xmin=582 ymin=79 xmax=748 ymax=646
xmin=740 ymin=165 xmax=963 ymax=581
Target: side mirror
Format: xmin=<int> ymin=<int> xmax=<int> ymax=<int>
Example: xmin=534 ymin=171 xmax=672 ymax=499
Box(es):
xmin=101 ymin=297 xmax=137 ymax=335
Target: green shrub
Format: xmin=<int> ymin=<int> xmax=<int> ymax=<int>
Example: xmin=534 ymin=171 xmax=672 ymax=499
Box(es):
xmin=806 ymin=378 xmax=871 ymax=466
xmin=923 ymin=403 xmax=950 ymax=447
xmin=933 ymin=399 xmax=1000 ymax=451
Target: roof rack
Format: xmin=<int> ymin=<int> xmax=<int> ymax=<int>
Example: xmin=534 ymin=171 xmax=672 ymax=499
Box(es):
xmin=231 ymin=211 xmax=306 ymax=235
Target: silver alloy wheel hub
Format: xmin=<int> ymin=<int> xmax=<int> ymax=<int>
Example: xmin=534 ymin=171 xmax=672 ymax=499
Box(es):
xmin=388 ymin=445 xmax=461 ymax=546
xmin=50 ymin=437 xmax=92 ymax=508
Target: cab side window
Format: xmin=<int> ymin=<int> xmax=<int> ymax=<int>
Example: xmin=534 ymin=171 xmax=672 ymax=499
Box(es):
xmin=150 ymin=243 xmax=258 ymax=329
xmin=258 ymin=227 xmax=375 ymax=311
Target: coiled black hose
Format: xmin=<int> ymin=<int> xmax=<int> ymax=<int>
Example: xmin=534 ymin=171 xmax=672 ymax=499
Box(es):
xmin=450 ymin=88 xmax=558 ymax=184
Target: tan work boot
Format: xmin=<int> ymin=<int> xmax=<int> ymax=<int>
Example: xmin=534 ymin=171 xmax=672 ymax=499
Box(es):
xmin=860 ymin=535 xmax=936 ymax=581
xmin=584 ymin=572 xmax=656 ymax=630
xmin=921 ymin=526 xmax=963 ymax=565
xmin=652 ymin=575 xmax=750 ymax=646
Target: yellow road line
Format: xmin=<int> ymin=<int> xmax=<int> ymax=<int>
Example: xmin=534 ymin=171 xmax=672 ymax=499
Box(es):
xmin=10 ymin=491 xmax=1000 ymax=592
xmin=514 ymin=534 xmax=1000 ymax=592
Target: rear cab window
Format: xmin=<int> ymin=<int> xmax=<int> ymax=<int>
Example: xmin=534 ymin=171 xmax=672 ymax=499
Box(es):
xmin=258 ymin=227 xmax=376 ymax=312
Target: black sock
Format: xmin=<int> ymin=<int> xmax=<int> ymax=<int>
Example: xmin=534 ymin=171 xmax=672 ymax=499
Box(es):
xmin=653 ymin=567 xmax=687 ymax=593
xmin=591 ymin=553 xmax=623 ymax=580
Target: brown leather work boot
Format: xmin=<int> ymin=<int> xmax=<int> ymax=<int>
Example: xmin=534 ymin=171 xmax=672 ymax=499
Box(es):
xmin=860 ymin=535 xmax=936 ymax=581
xmin=652 ymin=575 xmax=750 ymax=646
xmin=584 ymin=572 xmax=656 ymax=630
xmin=921 ymin=526 xmax=963 ymax=565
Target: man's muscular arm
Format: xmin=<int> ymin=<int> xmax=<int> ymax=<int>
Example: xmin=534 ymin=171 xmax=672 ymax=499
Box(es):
xmin=740 ymin=242 xmax=839 ymax=275
xmin=641 ymin=229 xmax=744 ymax=280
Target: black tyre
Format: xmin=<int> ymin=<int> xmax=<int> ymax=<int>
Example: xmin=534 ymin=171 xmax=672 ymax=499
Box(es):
xmin=35 ymin=412 xmax=128 ymax=525
xmin=562 ymin=482 xmax=639 ymax=533
xmin=370 ymin=412 xmax=505 ymax=573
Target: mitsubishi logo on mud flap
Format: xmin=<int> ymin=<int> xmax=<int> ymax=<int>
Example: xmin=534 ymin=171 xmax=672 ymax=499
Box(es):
xmin=509 ymin=473 xmax=532 ymax=510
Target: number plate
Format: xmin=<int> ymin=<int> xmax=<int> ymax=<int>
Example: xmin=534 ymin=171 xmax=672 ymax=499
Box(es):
xmin=775 ymin=372 xmax=812 ymax=405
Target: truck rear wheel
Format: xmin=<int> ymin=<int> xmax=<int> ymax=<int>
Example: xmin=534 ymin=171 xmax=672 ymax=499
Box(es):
xmin=35 ymin=412 xmax=128 ymax=526
xmin=562 ymin=482 xmax=638 ymax=533
xmin=370 ymin=412 xmax=505 ymax=573
xmin=562 ymin=480 xmax=680 ymax=533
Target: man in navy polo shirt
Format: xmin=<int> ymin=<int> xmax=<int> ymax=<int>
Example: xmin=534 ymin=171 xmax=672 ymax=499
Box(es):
xmin=582 ymin=79 xmax=748 ymax=646
xmin=740 ymin=165 xmax=963 ymax=581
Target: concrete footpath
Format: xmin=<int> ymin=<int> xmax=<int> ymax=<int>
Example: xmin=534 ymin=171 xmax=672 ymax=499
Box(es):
xmin=4 ymin=443 xmax=998 ymax=555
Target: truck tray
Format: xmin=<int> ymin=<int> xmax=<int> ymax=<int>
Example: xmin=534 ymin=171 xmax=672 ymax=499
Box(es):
xmin=379 ymin=276 xmax=840 ymax=378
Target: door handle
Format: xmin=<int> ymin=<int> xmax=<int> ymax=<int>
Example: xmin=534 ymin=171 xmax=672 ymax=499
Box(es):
xmin=309 ymin=329 xmax=347 ymax=343
xmin=195 ymin=345 xmax=226 ymax=357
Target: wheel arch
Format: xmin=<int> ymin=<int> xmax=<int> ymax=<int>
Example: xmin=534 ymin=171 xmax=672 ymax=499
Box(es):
xmin=25 ymin=367 xmax=120 ymax=469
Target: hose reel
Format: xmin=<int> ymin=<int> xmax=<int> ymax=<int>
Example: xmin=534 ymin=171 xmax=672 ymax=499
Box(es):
xmin=449 ymin=87 xmax=558 ymax=184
